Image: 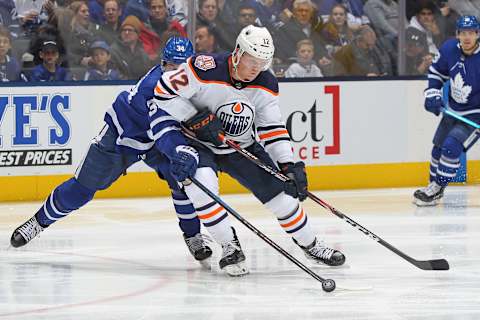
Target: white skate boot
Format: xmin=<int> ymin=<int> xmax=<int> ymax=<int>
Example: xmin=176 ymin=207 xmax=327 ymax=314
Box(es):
xmin=413 ymin=181 xmax=445 ymax=206
xmin=295 ymin=238 xmax=346 ymax=266
xmin=183 ymin=233 xmax=213 ymax=269
xmin=219 ymin=228 xmax=249 ymax=276
xmin=11 ymin=216 xmax=45 ymax=248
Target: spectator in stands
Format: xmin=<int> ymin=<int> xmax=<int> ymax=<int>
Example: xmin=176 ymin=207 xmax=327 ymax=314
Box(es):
xmin=195 ymin=25 xmax=221 ymax=54
xmin=28 ymin=23 xmax=67 ymax=68
xmin=123 ymin=0 xmax=149 ymax=22
xmin=237 ymin=3 xmax=259 ymax=30
xmin=274 ymin=0 xmax=328 ymax=64
xmin=285 ymin=39 xmax=323 ymax=77
xmin=63 ymin=1 xmax=101 ymax=78
xmin=333 ymin=25 xmax=393 ymax=76
xmin=84 ymin=40 xmax=120 ymax=80
xmin=363 ymin=0 xmax=399 ymax=40
xmin=0 ymin=25 xmax=21 ymax=81
xmin=321 ymin=4 xmax=354 ymax=57
xmin=217 ymin=0 xmax=241 ymax=25
xmin=409 ymin=1 xmax=445 ymax=58
xmin=98 ymin=0 xmax=123 ymax=45
xmin=309 ymin=0 xmax=369 ymax=28
xmin=246 ymin=0 xmax=283 ymax=30
xmin=0 ymin=0 xmax=15 ymax=28
xmin=89 ymin=0 xmax=107 ymax=24
xmin=404 ymin=26 xmax=432 ymax=75
xmin=447 ymin=0 xmax=480 ymax=19
xmin=110 ymin=15 xmax=152 ymax=79
xmin=435 ymin=0 xmax=459 ymax=39
xmin=146 ymin=0 xmax=168 ymax=38
xmin=164 ymin=0 xmax=188 ymax=28
xmin=14 ymin=0 xmax=50 ymax=35
xmin=197 ymin=0 xmax=234 ymax=51
xmin=29 ymin=40 xmax=71 ymax=81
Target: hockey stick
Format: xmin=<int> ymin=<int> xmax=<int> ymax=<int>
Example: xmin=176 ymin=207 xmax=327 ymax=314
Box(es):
xmin=218 ymin=138 xmax=450 ymax=271
xmin=441 ymin=108 xmax=480 ymax=151
xmin=186 ymin=176 xmax=336 ymax=292
xmin=442 ymin=108 xmax=480 ymax=129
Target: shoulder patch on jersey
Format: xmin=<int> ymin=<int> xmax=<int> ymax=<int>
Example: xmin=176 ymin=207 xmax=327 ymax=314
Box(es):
xmin=194 ymin=55 xmax=216 ymax=71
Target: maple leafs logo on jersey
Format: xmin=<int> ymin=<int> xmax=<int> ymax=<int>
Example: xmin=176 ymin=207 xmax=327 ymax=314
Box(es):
xmin=450 ymin=73 xmax=472 ymax=104
xmin=194 ymin=55 xmax=216 ymax=71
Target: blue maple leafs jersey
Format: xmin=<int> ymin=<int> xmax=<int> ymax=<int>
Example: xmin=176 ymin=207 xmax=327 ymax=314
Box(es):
xmin=428 ymin=39 xmax=480 ymax=122
xmin=103 ymin=65 xmax=187 ymax=159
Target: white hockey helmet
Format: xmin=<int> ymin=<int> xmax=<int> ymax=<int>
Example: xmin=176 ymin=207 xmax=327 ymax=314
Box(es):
xmin=232 ymin=25 xmax=275 ymax=71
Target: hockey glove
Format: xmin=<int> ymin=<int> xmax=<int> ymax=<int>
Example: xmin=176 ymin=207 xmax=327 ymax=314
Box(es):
xmin=280 ymin=161 xmax=308 ymax=201
xmin=424 ymin=88 xmax=443 ymax=116
xmin=184 ymin=110 xmax=225 ymax=146
xmin=170 ymin=145 xmax=199 ymax=182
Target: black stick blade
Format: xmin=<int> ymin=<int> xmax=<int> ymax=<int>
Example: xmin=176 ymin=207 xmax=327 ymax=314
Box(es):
xmin=415 ymin=259 xmax=450 ymax=270
xmin=430 ymin=259 xmax=450 ymax=270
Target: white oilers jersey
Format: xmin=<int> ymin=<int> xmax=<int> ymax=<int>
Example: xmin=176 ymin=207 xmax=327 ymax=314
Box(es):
xmin=153 ymin=53 xmax=294 ymax=164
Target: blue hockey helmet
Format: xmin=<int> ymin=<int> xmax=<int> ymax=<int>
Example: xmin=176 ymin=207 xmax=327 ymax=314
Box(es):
xmin=162 ymin=36 xmax=194 ymax=65
xmin=456 ymin=15 xmax=480 ymax=32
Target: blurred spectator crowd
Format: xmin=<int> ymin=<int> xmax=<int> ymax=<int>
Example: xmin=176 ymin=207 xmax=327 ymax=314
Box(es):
xmin=0 ymin=0 xmax=474 ymax=82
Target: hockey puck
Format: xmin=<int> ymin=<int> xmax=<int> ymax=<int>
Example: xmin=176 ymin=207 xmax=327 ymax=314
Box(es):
xmin=322 ymin=279 xmax=336 ymax=292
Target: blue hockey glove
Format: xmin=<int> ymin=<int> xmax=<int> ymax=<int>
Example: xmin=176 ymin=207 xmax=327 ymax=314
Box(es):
xmin=280 ymin=161 xmax=308 ymax=201
xmin=170 ymin=145 xmax=199 ymax=182
xmin=424 ymin=88 xmax=443 ymax=116
xmin=184 ymin=109 xmax=225 ymax=146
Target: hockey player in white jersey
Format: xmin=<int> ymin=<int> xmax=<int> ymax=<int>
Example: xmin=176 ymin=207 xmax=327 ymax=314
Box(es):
xmin=414 ymin=15 xmax=480 ymax=206
xmin=10 ymin=37 xmax=213 ymax=267
xmin=153 ymin=25 xmax=346 ymax=276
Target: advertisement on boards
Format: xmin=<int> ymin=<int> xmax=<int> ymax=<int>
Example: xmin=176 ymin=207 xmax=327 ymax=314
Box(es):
xmin=0 ymin=85 xmax=129 ymax=176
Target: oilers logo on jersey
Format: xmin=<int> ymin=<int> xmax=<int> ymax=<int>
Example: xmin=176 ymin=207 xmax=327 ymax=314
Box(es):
xmin=217 ymin=101 xmax=255 ymax=137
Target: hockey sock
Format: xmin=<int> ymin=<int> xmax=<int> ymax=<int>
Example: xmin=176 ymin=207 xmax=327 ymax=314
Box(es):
xmin=171 ymin=189 xmax=200 ymax=237
xmin=429 ymin=146 xmax=441 ymax=182
xmin=184 ymin=168 xmax=234 ymax=244
xmin=195 ymin=201 xmax=231 ymax=244
xmin=265 ymin=193 xmax=315 ymax=247
xmin=436 ymin=136 xmax=462 ymax=187
xmin=35 ymin=178 xmax=95 ymax=227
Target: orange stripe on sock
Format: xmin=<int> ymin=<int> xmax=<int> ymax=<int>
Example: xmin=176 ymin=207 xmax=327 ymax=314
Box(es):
xmin=280 ymin=209 xmax=304 ymax=228
xmin=198 ymin=206 xmax=224 ymax=220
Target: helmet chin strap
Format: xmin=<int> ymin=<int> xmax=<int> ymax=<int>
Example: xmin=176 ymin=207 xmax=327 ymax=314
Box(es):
xmin=231 ymin=49 xmax=250 ymax=82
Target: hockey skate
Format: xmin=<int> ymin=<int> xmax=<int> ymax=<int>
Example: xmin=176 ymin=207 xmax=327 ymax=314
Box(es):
xmin=183 ymin=233 xmax=213 ymax=269
xmin=413 ymin=181 xmax=445 ymax=206
xmin=219 ymin=228 xmax=249 ymax=276
xmin=295 ymin=238 xmax=346 ymax=266
xmin=10 ymin=215 xmax=46 ymax=248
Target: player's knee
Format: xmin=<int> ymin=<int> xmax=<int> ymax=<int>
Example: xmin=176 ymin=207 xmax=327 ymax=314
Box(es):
xmin=265 ymin=192 xmax=298 ymax=218
xmin=441 ymin=136 xmax=463 ymax=159
xmin=431 ymin=145 xmax=441 ymax=160
xmin=55 ymin=178 xmax=95 ymax=211
xmin=184 ymin=167 xmax=218 ymax=206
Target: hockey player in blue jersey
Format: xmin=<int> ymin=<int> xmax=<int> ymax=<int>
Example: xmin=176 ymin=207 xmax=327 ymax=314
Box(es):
xmin=10 ymin=37 xmax=213 ymax=267
xmin=414 ymin=15 xmax=480 ymax=206
xmin=152 ymin=25 xmax=346 ymax=276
